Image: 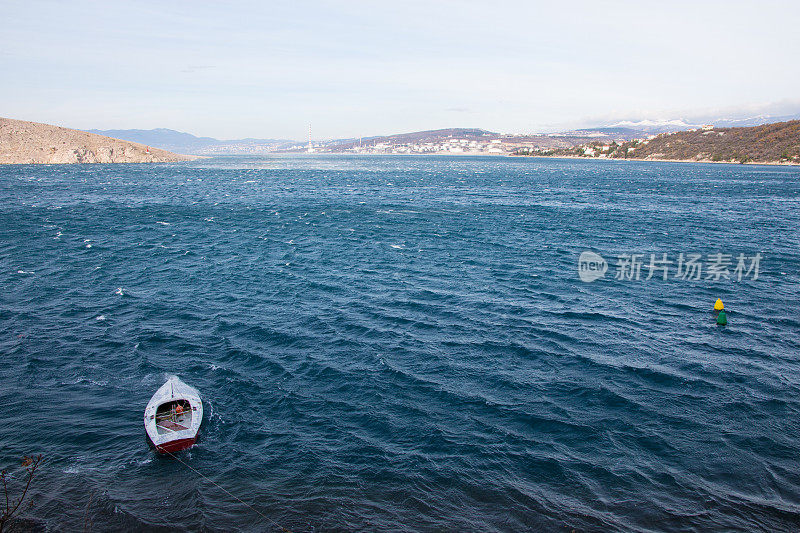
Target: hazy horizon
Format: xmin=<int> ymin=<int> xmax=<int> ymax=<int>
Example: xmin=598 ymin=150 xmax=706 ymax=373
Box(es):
xmin=2 ymin=0 xmax=799 ymax=139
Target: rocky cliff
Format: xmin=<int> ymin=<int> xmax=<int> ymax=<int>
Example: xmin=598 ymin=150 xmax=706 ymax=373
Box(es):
xmin=614 ymin=120 xmax=800 ymax=164
xmin=0 ymin=118 xmax=197 ymax=164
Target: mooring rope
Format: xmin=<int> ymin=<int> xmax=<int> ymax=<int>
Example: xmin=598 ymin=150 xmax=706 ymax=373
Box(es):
xmin=164 ymin=450 xmax=291 ymax=532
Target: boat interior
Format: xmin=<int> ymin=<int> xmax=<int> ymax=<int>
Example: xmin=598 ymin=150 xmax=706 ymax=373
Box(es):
xmin=155 ymin=399 xmax=192 ymax=434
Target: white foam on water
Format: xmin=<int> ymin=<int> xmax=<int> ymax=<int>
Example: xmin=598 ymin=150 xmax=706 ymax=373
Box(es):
xmin=86 ymin=244 xmax=92 ymax=248
xmin=16 ymin=270 xmax=34 ymax=274
xmin=61 ymin=377 xmax=109 ymax=387
xmin=156 ymin=221 xmax=171 ymax=225
xmin=115 ymin=287 xmax=125 ymax=296
xmin=390 ymin=244 xmax=404 ymax=249
xmin=96 ymin=315 xmax=107 ymax=321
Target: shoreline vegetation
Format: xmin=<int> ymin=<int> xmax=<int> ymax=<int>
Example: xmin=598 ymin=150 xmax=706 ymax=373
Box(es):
xmin=511 ymin=153 xmax=800 ymax=166
xmin=514 ymin=120 xmax=800 ymax=166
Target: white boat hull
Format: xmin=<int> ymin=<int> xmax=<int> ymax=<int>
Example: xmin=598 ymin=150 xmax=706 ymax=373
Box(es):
xmin=144 ymin=376 xmax=203 ymax=453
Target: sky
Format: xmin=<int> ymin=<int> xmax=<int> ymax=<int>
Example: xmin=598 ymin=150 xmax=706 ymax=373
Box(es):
xmin=1 ymin=0 xmax=799 ymax=140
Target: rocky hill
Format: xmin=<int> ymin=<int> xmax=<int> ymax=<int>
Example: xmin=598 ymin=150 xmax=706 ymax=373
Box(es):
xmin=0 ymin=118 xmax=196 ymax=164
xmin=529 ymin=120 xmax=800 ymax=164
xmin=618 ymin=120 xmax=800 ymax=163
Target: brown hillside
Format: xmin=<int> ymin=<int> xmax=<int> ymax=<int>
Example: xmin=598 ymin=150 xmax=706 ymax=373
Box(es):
xmin=0 ymin=117 xmax=197 ymax=164
xmin=618 ymin=121 xmax=800 ymax=164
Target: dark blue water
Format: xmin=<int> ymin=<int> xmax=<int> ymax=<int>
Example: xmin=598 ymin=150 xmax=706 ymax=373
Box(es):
xmin=1 ymin=156 xmax=799 ymax=531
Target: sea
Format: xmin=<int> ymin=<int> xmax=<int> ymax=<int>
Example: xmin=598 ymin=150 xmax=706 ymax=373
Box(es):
xmin=1 ymin=155 xmax=799 ymax=531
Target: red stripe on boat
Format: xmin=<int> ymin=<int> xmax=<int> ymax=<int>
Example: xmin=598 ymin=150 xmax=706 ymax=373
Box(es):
xmin=156 ymin=438 xmax=196 ymax=454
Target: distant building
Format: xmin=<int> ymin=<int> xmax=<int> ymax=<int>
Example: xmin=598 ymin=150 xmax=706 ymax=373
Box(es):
xmin=701 ymin=124 xmax=714 ymax=131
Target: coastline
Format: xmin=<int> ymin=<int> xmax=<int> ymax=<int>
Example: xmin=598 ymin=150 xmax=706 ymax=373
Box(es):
xmin=510 ymin=154 xmax=800 ymax=167
xmin=0 ymin=158 xmax=200 ymax=166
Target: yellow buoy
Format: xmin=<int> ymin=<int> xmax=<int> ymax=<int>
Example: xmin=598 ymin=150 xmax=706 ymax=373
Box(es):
xmin=714 ymin=298 xmax=724 ymax=311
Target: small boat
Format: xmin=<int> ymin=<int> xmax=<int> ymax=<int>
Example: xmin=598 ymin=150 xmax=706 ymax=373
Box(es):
xmin=144 ymin=376 xmax=203 ymax=454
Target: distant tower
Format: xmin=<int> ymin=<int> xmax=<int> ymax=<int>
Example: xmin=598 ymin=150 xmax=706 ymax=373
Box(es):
xmin=307 ymin=123 xmax=315 ymax=153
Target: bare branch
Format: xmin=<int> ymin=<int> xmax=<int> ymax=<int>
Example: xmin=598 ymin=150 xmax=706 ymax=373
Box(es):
xmin=0 ymin=454 xmax=43 ymax=533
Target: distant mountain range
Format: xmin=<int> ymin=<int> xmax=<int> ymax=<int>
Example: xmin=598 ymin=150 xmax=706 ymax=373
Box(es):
xmin=87 ymin=128 xmax=297 ymax=155
xmin=590 ymin=111 xmax=800 ymax=134
xmin=85 ymin=110 xmax=800 ymax=155
xmin=85 ymin=126 xmax=647 ymax=155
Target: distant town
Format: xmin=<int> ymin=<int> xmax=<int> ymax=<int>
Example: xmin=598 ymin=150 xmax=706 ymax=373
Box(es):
xmin=2 ymin=116 xmax=797 ymax=165
xmin=282 ymin=127 xmax=643 ymax=156
xmin=79 ymin=112 xmax=800 ymax=166
xmin=302 ymin=136 xmax=507 ymax=155
xmin=281 ymin=121 xmax=800 ymax=165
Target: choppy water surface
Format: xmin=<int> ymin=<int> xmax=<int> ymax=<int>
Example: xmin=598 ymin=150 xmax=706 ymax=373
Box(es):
xmin=1 ymin=156 xmax=799 ymax=531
